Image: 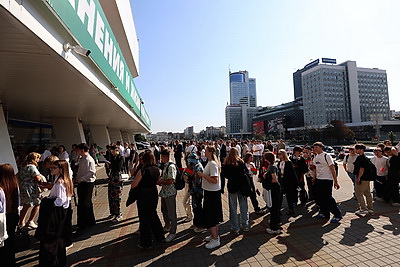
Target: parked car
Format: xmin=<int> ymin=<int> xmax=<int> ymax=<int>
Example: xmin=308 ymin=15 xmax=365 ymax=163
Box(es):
xmin=136 ymin=141 xmax=150 ymax=150
xmin=365 ymin=151 xmax=375 ymax=160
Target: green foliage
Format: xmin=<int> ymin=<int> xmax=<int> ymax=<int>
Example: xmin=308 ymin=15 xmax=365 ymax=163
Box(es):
xmin=388 ymin=131 xmax=396 ymax=144
xmin=134 ymin=134 xmax=146 ymax=142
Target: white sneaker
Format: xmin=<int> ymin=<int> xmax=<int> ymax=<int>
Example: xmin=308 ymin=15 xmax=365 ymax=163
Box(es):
xmin=204 ymin=235 xmax=212 ymax=242
xmin=112 ymin=214 xmax=123 ymax=223
xmin=205 ymin=237 xmax=220 ymax=249
xmin=27 ymin=221 xmax=38 ymax=229
xmin=164 ymin=233 xmax=176 ymax=243
xmin=266 ymin=228 xmax=281 ymax=235
xmin=355 ymin=209 xmax=369 ymax=215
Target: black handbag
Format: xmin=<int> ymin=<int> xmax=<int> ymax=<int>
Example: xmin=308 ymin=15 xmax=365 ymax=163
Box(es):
xmin=126 ymin=187 xmax=139 ymax=207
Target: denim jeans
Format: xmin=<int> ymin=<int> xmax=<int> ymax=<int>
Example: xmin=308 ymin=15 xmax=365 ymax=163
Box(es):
xmin=228 ymin=192 xmax=249 ymax=231
xmin=347 ymin=172 xmax=356 ymax=191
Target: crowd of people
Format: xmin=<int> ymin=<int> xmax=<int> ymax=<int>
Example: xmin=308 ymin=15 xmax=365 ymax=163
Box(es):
xmin=1 ymin=138 xmax=400 ymax=265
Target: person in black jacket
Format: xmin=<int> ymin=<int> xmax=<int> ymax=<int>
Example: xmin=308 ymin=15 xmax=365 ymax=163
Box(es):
xmin=290 ymin=146 xmax=309 ymax=205
xmin=277 ymin=149 xmax=298 ymax=216
xmin=221 ymin=148 xmax=249 ymax=234
xmin=383 ymin=146 xmax=400 ymax=206
xmin=106 ymin=145 xmax=124 ymax=222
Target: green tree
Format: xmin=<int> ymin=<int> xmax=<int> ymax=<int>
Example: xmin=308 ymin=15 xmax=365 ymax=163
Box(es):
xmin=388 ymin=131 xmax=396 ymax=144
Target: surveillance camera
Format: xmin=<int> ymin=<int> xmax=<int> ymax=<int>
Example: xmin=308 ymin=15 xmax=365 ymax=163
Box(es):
xmin=73 ymin=45 xmax=91 ymax=57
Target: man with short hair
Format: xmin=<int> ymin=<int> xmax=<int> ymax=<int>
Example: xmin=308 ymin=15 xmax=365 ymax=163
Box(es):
xmin=75 ymin=143 xmax=97 ymax=235
xmin=343 ymin=147 xmax=358 ymax=195
xmin=312 ymin=142 xmax=342 ymax=223
xmin=290 ymin=146 xmax=309 ymax=205
xmin=353 ymin=144 xmax=374 ymax=215
xmin=158 ymin=149 xmax=177 ymax=242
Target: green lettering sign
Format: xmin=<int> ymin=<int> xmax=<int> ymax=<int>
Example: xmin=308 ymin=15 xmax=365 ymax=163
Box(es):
xmin=44 ymin=0 xmax=151 ymax=129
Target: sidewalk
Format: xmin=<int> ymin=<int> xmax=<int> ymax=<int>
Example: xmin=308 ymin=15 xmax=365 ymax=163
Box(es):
xmin=16 ymin=162 xmax=400 ymax=266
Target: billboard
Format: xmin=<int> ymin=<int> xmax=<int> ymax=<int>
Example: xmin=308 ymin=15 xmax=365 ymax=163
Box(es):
xmin=252 ymin=121 xmax=265 ymax=135
xmin=304 ymin=59 xmax=320 ymax=69
xmin=322 ymin=58 xmax=337 ymax=64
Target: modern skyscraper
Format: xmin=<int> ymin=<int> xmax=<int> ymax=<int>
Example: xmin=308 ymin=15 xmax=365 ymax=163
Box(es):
xmin=226 ymin=70 xmax=258 ymax=137
xmin=229 ymin=70 xmax=257 ymax=107
xmin=301 ymin=60 xmax=390 ymax=126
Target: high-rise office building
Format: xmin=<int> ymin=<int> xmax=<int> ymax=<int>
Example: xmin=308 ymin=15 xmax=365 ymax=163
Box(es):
xmin=226 ymin=70 xmax=257 ymax=137
xmin=301 ymin=60 xmax=390 ymax=126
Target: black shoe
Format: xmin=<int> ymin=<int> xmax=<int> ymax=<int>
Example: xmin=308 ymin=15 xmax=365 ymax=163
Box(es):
xmin=138 ymin=243 xmax=152 ymax=250
xmin=286 ymin=210 xmax=295 ymax=215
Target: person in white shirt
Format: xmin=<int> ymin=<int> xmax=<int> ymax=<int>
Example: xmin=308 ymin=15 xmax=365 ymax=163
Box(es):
xmin=252 ymin=141 xmax=262 ymax=168
xmin=36 ymin=159 xmax=73 ymax=266
xmin=123 ymin=143 xmax=131 ymax=174
xmin=343 ymin=147 xmax=358 ymax=194
xmin=198 ymin=146 xmax=222 ymax=249
xmin=371 ymin=148 xmax=389 ymax=201
xmin=58 ymin=145 xmax=70 ymax=162
xmin=312 ymin=142 xmax=342 ymax=223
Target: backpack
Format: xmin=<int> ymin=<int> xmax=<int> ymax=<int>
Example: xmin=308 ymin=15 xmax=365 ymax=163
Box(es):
xmin=324 ymin=153 xmax=338 ymax=175
xmin=165 ymin=162 xmax=185 ymax=190
xmin=366 ymin=157 xmax=378 ymax=181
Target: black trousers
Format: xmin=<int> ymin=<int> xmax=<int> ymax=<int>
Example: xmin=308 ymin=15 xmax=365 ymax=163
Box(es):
xmin=137 ymin=188 xmax=164 ymax=248
xmin=384 ymin=174 xmax=400 ymax=203
xmin=269 ymin=184 xmax=282 ymax=231
xmin=0 ymin=213 xmax=19 ymax=266
xmin=314 ymin=179 xmax=341 ymax=218
xmin=248 ymin=176 xmax=260 ymax=211
xmin=374 ymin=175 xmax=386 ymax=198
xmin=77 ymin=182 xmax=96 ymax=229
xmin=306 ymin=176 xmax=315 ymax=201
xmin=285 ymin=186 xmax=297 ymax=211
xmin=174 ymin=156 xmax=183 ymax=169
xmin=192 ymin=194 xmax=204 ymax=228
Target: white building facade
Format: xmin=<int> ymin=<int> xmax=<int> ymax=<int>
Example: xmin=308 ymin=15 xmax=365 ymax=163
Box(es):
xmin=0 ymin=0 xmax=150 ymax=170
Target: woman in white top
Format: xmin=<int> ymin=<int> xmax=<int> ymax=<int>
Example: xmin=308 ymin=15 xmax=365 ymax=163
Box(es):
xmin=198 ymin=146 xmax=222 ymax=249
xmin=35 ymin=160 xmax=73 ymax=267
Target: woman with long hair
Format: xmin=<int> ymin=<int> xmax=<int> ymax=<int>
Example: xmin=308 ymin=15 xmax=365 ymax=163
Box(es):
xmin=18 ymin=152 xmax=45 ymax=229
xmin=0 ymin=163 xmax=20 ymax=266
xmin=131 ymin=151 xmax=164 ymax=249
xmin=222 ymin=148 xmax=250 ymax=234
xmin=198 ymin=146 xmax=223 ymax=249
xmin=277 ymin=149 xmax=298 ymax=216
xmin=35 ymin=159 xmax=73 ymax=267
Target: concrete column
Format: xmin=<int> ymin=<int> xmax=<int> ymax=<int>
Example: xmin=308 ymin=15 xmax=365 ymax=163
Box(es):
xmin=108 ymin=128 xmax=123 ymax=144
xmin=0 ymin=105 xmax=17 ymax=172
xmin=89 ymin=125 xmax=110 ymax=150
xmin=121 ymin=131 xmax=133 ymax=144
xmin=52 ymin=117 xmax=86 ymax=150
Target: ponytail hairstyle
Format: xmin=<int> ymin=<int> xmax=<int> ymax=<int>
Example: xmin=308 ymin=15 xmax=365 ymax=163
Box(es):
xmin=53 ymin=160 xmax=74 ymax=197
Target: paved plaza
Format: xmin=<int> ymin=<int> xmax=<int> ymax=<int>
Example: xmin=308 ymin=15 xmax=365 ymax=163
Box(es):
xmin=16 ymin=162 xmax=400 ymax=266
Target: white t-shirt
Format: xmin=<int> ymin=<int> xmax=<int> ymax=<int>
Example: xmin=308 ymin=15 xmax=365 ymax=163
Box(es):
xmin=185 ymin=145 xmax=198 ymax=154
xmin=343 ymin=154 xmax=358 ymax=173
xmin=253 ymin=144 xmax=262 ymax=156
xmin=202 ymin=160 xmax=221 ymax=191
xmin=313 ymin=152 xmax=334 ymax=180
xmin=372 ymin=156 xmax=389 ymax=176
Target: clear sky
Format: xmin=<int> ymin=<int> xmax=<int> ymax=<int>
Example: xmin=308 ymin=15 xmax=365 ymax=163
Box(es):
xmin=131 ymin=0 xmax=400 ymax=133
